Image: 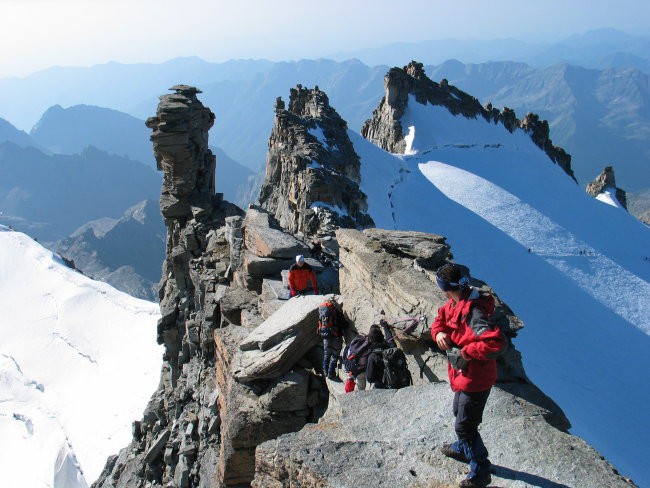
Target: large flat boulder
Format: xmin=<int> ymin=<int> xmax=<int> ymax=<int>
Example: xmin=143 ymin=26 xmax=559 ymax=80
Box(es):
xmin=243 ymin=251 xmax=293 ymax=277
xmin=244 ymin=224 xmax=309 ymax=259
xmin=234 ymin=295 xmax=330 ymax=381
xmin=252 ymin=383 xmax=633 ymax=488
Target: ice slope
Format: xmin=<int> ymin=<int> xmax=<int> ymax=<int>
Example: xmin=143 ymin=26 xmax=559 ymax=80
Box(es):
xmin=353 ymin=97 xmax=650 ymax=486
xmin=0 ymin=226 xmax=162 ymax=487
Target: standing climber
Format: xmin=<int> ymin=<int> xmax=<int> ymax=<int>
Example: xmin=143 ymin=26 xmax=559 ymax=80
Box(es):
xmin=317 ymin=297 xmax=344 ymax=381
xmin=431 ymin=263 xmax=505 ymax=488
xmin=288 ymin=255 xmax=319 ymax=297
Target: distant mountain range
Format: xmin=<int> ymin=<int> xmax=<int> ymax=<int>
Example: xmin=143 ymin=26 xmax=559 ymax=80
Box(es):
xmin=31 ymin=104 xmax=155 ymax=168
xmin=53 ymin=199 xmax=165 ymax=301
xmin=329 ymin=28 xmax=650 ymax=71
xmin=0 ymin=142 xmax=160 ymax=241
xmin=0 ymin=45 xmax=648 ymax=197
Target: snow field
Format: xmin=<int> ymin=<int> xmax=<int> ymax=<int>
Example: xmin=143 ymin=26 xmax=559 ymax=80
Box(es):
xmin=0 ymin=229 xmax=162 ymax=487
xmin=353 ymin=97 xmax=650 ymax=486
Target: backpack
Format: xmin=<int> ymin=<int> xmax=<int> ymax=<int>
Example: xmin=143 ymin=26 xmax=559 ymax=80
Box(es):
xmin=317 ymin=301 xmax=339 ymax=337
xmin=380 ymin=347 xmax=412 ymax=389
xmin=342 ymin=335 xmax=371 ymax=375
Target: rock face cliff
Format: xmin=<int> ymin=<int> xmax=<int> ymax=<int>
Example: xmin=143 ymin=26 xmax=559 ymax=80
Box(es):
xmin=258 ymin=85 xmax=374 ymax=237
xmin=361 ymin=61 xmax=576 ymax=181
xmin=586 ymin=166 xmax=628 ymax=209
xmin=93 ymin=85 xmax=242 ymax=488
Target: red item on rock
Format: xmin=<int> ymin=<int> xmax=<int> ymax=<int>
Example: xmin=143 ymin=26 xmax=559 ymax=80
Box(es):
xmin=345 ymin=378 xmax=355 ymax=393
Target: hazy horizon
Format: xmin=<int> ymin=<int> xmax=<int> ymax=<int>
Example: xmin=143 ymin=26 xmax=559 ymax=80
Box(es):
xmin=2 ymin=0 xmax=650 ymax=78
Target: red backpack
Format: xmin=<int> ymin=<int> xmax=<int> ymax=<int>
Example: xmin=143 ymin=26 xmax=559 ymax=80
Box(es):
xmin=317 ymin=301 xmax=339 ymax=337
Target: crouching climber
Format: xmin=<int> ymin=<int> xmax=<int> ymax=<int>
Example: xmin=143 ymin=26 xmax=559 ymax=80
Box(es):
xmin=288 ymin=254 xmax=319 ymax=297
xmin=366 ymin=320 xmax=412 ymax=389
xmin=431 ymin=263 xmax=506 ymax=488
xmin=365 ymin=323 xmax=392 ymax=388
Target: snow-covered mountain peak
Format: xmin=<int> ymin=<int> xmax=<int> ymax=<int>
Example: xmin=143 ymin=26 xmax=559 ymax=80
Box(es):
xmin=361 ymin=60 xmax=575 ymax=180
xmin=351 ymin=65 xmax=650 ymax=483
xmin=0 ymin=226 xmax=161 ymax=487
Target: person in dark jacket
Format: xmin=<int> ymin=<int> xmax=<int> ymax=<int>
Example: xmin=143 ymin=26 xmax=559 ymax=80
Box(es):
xmin=364 ymin=322 xmax=396 ymax=388
xmin=288 ymin=255 xmax=319 ymax=297
xmin=430 ymin=263 xmax=506 ymax=488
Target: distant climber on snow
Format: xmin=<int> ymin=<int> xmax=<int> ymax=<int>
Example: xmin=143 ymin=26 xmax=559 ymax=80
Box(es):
xmin=431 ymin=263 xmax=506 ymax=488
xmin=288 ymin=254 xmax=319 ymax=297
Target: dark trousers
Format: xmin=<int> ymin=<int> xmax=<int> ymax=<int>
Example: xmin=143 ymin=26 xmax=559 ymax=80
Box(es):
xmin=452 ymin=389 xmax=491 ymax=478
xmin=323 ymin=336 xmax=342 ymax=375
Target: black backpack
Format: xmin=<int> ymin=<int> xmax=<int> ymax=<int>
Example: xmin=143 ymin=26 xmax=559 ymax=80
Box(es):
xmin=343 ymin=335 xmax=371 ymax=375
xmin=380 ymin=347 xmax=412 ymax=389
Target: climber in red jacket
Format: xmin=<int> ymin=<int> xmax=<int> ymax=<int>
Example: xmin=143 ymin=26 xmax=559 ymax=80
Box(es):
xmin=430 ymin=263 xmax=506 ymax=488
xmin=288 ymin=255 xmax=319 ymax=297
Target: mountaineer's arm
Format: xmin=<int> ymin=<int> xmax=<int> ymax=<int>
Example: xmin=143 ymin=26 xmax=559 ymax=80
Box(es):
xmin=461 ymin=307 xmax=506 ymax=360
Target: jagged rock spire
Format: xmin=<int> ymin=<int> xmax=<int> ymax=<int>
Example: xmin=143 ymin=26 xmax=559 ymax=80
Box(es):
xmin=586 ymin=166 xmax=628 ymax=209
xmin=94 ymin=86 xmax=242 ymax=488
xmin=361 ymin=60 xmax=576 ymax=181
xmin=259 ymin=84 xmax=374 ymax=236
xmin=146 ymin=84 xmax=217 ymax=219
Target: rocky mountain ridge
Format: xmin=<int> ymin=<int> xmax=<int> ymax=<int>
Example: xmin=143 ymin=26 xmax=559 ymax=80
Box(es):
xmin=53 ymin=199 xmax=166 ymax=301
xmin=362 ymin=61 xmax=575 ymax=181
xmin=92 ymin=83 xmax=637 ymax=488
xmin=258 ymin=85 xmax=374 ymax=237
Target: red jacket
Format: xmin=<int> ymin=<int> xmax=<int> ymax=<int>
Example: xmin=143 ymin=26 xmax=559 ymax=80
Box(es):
xmin=288 ymin=263 xmax=319 ymax=295
xmin=430 ymin=288 xmax=505 ymax=392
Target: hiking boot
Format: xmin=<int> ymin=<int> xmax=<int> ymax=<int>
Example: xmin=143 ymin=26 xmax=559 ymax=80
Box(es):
xmin=327 ymin=373 xmax=342 ymax=382
xmin=458 ymin=474 xmax=491 ymax=488
xmin=440 ymin=443 xmax=468 ymax=463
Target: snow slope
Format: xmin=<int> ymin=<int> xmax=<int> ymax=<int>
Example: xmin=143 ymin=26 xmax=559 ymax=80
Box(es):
xmin=354 ymin=97 xmax=650 ymax=486
xmin=0 ymin=226 xmax=162 ymax=487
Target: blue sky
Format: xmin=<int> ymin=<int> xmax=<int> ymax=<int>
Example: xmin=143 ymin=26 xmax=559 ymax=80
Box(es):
xmin=2 ymin=0 xmax=650 ymax=77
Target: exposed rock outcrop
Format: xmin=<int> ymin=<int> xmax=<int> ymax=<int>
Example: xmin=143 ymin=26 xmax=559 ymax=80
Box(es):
xmin=335 ymin=228 xmax=566 ymax=428
xmin=586 ymin=166 xmax=628 ymax=209
xmin=361 ymin=61 xmax=576 ymax=181
xmin=95 ymin=84 xmax=636 ymax=488
xmin=214 ymin=299 xmax=331 ymax=487
xmin=93 ymin=85 xmax=242 ymax=488
xmin=253 ymin=384 xmax=633 ymax=488
xmin=258 ymin=85 xmax=374 ymax=237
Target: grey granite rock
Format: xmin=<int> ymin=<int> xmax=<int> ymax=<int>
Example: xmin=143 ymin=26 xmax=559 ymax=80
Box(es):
xmin=234 ymin=295 xmax=330 ymax=381
xmin=253 ymin=383 xmax=632 ymax=488
xmin=258 ymin=85 xmax=374 ymax=237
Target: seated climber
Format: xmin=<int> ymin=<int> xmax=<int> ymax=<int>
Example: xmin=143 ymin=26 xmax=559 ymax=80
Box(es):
xmin=431 ymin=262 xmax=506 ymax=488
xmin=288 ymin=254 xmax=319 ymax=297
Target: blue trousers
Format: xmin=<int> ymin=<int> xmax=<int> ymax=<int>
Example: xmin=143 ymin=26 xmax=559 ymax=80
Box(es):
xmin=452 ymin=389 xmax=491 ymax=478
xmin=322 ymin=336 xmax=342 ymax=375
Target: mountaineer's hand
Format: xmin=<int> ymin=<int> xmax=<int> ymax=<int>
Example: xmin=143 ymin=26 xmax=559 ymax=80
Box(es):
xmin=436 ymin=332 xmax=452 ymax=351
